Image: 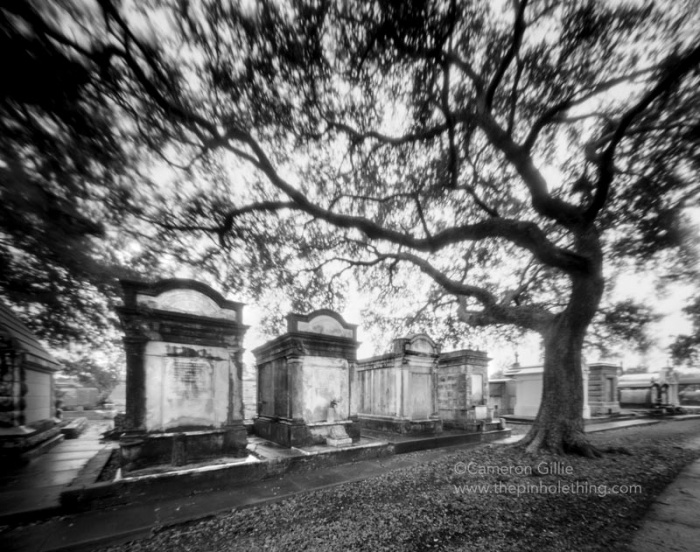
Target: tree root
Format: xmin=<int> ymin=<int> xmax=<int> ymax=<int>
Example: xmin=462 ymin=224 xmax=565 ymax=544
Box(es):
xmin=518 ymin=426 xmax=602 ymax=458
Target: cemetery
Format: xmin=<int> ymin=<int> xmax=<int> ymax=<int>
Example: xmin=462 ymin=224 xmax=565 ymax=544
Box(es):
xmin=4 ymin=277 xmax=699 ymax=527
xmin=41 ymin=278 xmax=515 ymax=510
xmin=3 ymin=288 xmax=700 ymax=551
xmin=3 ymin=1 xmax=700 ymax=549
xmin=5 ymin=277 xmax=694 ymax=500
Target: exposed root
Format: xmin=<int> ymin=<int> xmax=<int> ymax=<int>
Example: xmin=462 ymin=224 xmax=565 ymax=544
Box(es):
xmin=518 ymin=425 xmax=602 ymax=458
xmin=563 ymin=438 xmax=602 ymax=458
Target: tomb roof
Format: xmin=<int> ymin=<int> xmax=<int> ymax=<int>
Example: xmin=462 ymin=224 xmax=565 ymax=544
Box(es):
xmin=0 ymin=300 xmax=60 ymax=369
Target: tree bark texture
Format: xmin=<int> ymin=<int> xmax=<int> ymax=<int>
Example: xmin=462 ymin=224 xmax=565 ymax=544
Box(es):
xmin=520 ymin=228 xmax=605 ymax=456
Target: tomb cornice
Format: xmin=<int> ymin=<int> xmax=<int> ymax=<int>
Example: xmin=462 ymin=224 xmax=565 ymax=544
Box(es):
xmin=117 ymin=306 xmax=247 ymax=348
xmin=253 ymin=332 xmax=359 ymax=363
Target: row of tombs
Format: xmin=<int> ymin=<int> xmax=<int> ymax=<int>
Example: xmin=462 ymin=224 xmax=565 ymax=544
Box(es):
xmin=0 ymin=278 xmax=686 ymax=467
xmin=116 ymin=279 xmax=497 ymax=472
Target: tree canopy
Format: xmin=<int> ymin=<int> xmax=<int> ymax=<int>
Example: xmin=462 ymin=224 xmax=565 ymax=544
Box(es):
xmin=2 ymin=0 xmax=699 ymax=453
xmin=0 ymin=1 xmax=135 ymax=347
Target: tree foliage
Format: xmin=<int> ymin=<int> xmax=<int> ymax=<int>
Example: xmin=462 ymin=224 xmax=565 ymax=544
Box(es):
xmin=0 ymin=1 xmax=137 ymax=347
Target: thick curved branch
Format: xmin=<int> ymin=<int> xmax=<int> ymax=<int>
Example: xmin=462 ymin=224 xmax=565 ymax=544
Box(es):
xmin=223 ymin=139 xmax=591 ymax=273
xmin=383 ymin=250 xmax=554 ymax=333
xmin=457 ymin=296 xmax=553 ymax=334
xmin=476 ymin=111 xmax=583 ymax=226
xmin=586 ymin=44 xmax=700 ymax=222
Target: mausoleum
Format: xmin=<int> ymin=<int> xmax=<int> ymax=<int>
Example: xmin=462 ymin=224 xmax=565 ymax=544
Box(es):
xmin=502 ymin=361 xmax=620 ymax=419
xmin=253 ymin=309 xmax=360 ymax=448
xmin=587 ymin=363 xmax=621 ymax=416
xmin=356 ymin=334 xmax=442 ymax=434
xmin=117 ymin=279 xmax=248 ymax=472
xmin=618 ymin=368 xmax=679 ymax=407
xmin=437 ymin=349 xmax=492 ymax=430
xmin=0 ymin=301 xmax=62 ymax=461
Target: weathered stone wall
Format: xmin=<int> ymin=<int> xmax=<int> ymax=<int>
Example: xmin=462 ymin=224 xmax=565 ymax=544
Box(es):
xmin=117 ymin=279 xmax=248 ymax=471
xmin=300 ymin=356 xmax=350 ymax=422
xmin=436 ymin=349 xmax=489 ymax=429
xmin=142 ymin=342 xmax=232 ymax=432
xmin=253 ymin=309 xmax=359 ymax=447
xmin=24 ymin=369 xmax=51 ymax=424
xmin=587 ymin=363 xmax=621 ymax=415
xmin=356 ymin=334 xmax=441 ymax=434
xmin=0 ymin=355 xmax=21 ymax=428
xmin=242 ymin=363 xmax=257 ymax=422
xmin=357 ymin=358 xmax=397 ymax=418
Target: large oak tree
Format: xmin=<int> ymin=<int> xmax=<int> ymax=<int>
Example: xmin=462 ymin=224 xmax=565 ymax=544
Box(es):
xmin=10 ymin=0 xmax=700 ymax=455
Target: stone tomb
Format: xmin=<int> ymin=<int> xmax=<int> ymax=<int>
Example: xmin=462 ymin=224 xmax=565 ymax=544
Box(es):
xmin=437 ymin=349 xmax=495 ymax=430
xmin=253 ymin=310 xmax=359 ymax=448
xmin=117 ymin=279 xmax=248 ymax=472
xmin=0 ymin=301 xmax=62 ymax=461
xmin=505 ymin=362 xmax=622 ymax=419
xmin=356 ymin=334 xmax=442 ymax=434
xmin=587 ymin=363 xmax=621 ymax=416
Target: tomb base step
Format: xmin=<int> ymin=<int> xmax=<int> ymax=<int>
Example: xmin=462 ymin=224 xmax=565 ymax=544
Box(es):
xmin=254 ymin=417 xmax=361 ymax=448
xmin=119 ymin=425 xmax=248 ymax=473
xmin=0 ymin=424 xmax=64 ymax=464
xmin=61 ymin=417 xmax=89 ymax=439
xmin=357 ymin=416 xmax=443 ymax=435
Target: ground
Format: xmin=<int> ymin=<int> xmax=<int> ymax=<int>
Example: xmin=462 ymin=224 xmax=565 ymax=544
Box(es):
xmin=96 ymin=419 xmax=700 ymax=552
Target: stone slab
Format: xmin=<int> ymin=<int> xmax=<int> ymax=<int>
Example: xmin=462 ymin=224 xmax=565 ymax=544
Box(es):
xmin=326 ymin=437 xmax=353 ymax=447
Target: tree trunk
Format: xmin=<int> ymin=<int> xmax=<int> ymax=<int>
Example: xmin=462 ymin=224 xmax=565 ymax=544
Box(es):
xmin=519 ymin=311 xmax=599 ymax=456
xmin=519 ymin=229 xmax=605 ymax=456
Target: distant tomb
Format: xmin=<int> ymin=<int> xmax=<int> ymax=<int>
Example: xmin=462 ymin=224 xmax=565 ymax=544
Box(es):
xmin=117 ymin=279 xmax=248 ymax=472
xmin=587 ymin=363 xmax=621 ymax=416
xmin=253 ymin=309 xmax=360 ymax=448
xmin=54 ymin=375 xmax=99 ymax=410
xmin=437 ymin=349 xmax=493 ymax=430
xmin=356 ymin=334 xmax=442 ymax=434
xmin=618 ymin=368 xmax=679 ymax=408
xmin=503 ymin=362 xmax=621 ymax=419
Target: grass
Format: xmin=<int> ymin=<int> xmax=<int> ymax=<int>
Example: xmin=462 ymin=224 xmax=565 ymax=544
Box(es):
xmin=100 ymin=420 xmax=700 ymax=552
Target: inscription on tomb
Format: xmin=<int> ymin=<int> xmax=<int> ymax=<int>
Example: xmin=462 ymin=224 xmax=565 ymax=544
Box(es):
xmin=173 ymin=359 xmax=208 ymax=399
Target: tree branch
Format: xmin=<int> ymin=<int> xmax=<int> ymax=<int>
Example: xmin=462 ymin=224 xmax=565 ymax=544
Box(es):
xmin=485 ymin=0 xmax=529 ymax=111
xmin=586 ymin=44 xmax=700 ymax=222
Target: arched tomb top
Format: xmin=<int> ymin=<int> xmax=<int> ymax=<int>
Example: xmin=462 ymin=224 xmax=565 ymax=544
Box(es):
xmin=287 ymin=309 xmax=357 ymax=340
xmin=392 ymin=333 xmax=439 ymax=356
xmin=120 ymin=279 xmax=243 ymax=322
xmin=406 ymin=334 xmax=438 ymax=354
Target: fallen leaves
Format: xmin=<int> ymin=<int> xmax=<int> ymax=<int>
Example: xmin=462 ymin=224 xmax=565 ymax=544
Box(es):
xmin=98 ymin=421 xmax=700 ymax=552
